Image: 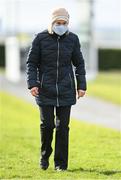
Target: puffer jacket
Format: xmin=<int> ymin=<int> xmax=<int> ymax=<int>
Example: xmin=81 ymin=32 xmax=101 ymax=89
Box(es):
xmin=26 ymin=30 xmax=87 ymax=107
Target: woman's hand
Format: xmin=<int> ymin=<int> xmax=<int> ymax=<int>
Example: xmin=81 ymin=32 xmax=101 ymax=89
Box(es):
xmin=30 ymin=87 xmax=39 ymax=97
xmin=77 ymin=89 xmax=86 ymax=99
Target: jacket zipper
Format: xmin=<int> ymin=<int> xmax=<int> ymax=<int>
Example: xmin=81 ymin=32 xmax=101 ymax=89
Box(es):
xmin=56 ymin=36 xmax=60 ymax=107
xmin=41 ymin=73 xmax=44 ymax=88
xmin=69 ymin=73 xmax=73 ymax=88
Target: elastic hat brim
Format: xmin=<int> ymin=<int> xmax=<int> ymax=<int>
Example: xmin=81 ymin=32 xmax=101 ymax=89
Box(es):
xmin=52 ymin=16 xmax=69 ymax=23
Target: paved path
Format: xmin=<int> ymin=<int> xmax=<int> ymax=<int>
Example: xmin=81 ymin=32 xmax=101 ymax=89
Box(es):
xmin=0 ymin=73 xmax=121 ymax=131
xmin=71 ymin=96 xmax=121 ymax=131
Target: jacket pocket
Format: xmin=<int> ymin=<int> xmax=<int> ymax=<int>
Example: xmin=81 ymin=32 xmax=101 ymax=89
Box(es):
xmin=69 ymin=73 xmax=73 ymax=89
xmin=40 ymin=73 xmax=45 ymax=88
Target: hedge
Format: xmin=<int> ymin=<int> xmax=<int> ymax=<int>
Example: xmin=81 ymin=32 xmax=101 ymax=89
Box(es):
xmin=0 ymin=45 xmax=5 ymax=67
xmin=98 ymin=49 xmax=121 ymax=70
xmin=0 ymin=45 xmax=121 ymax=71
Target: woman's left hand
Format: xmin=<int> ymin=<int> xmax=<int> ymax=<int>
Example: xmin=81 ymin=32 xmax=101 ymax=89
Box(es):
xmin=77 ymin=89 xmax=86 ymax=99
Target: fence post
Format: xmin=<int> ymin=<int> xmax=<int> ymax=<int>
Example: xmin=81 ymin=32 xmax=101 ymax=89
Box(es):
xmin=5 ymin=36 xmax=21 ymax=82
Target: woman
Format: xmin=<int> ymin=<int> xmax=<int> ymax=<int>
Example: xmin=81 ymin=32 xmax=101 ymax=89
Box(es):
xmin=26 ymin=7 xmax=87 ymax=171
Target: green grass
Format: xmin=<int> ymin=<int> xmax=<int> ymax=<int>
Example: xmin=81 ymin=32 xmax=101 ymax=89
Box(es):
xmin=0 ymin=92 xmax=121 ymax=179
xmin=0 ymin=67 xmax=5 ymax=74
xmin=88 ymin=71 xmax=121 ymax=105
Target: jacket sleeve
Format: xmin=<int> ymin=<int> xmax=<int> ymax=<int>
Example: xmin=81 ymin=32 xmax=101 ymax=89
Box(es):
xmin=26 ymin=34 xmax=40 ymax=89
xmin=71 ymin=35 xmax=87 ymax=91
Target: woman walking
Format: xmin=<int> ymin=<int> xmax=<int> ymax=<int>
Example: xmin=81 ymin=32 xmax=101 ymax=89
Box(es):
xmin=26 ymin=7 xmax=87 ymax=171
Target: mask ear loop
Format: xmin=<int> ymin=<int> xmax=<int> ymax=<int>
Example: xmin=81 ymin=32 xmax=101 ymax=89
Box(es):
xmin=53 ymin=23 xmax=69 ymax=36
xmin=48 ymin=21 xmax=69 ymax=35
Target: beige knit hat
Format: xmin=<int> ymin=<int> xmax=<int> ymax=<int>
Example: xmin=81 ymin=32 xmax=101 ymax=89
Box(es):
xmin=48 ymin=7 xmax=70 ymax=34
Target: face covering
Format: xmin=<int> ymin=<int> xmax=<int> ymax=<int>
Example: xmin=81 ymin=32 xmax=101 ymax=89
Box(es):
xmin=52 ymin=24 xmax=68 ymax=36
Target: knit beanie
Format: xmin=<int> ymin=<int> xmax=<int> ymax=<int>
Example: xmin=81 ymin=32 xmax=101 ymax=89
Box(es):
xmin=48 ymin=7 xmax=70 ymax=34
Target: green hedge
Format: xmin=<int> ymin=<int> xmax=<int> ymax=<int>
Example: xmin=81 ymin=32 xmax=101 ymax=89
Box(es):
xmin=0 ymin=45 xmax=121 ymax=71
xmin=98 ymin=49 xmax=121 ymax=70
xmin=0 ymin=45 xmax=5 ymax=67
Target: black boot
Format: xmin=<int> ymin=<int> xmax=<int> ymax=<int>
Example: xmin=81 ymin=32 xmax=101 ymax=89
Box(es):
xmin=40 ymin=158 xmax=49 ymax=170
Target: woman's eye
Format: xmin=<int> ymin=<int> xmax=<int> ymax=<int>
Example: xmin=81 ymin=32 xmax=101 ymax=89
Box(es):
xmin=55 ymin=22 xmax=67 ymax=25
xmin=56 ymin=23 xmax=61 ymax=25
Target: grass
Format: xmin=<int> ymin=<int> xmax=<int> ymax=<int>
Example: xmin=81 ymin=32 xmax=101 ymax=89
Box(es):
xmin=88 ymin=71 xmax=121 ymax=105
xmin=0 ymin=91 xmax=121 ymax=179
xmin=0 ymin=67 xmax=5 ymax=74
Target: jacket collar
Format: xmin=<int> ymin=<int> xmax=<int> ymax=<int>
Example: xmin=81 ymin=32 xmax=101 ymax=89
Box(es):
xmin=48 ymin=30 xmax=69 ymax=39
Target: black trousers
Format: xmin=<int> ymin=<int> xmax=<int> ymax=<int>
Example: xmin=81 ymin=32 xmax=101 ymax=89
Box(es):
xmin=38 ymin=105 xmax=71 ymax=169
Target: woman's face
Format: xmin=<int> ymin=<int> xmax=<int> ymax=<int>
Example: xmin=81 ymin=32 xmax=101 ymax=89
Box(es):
xmin=52 ymin=19 xmax=69 ymax=36
xmin=54 ymin=20 xmax=68 ymax=26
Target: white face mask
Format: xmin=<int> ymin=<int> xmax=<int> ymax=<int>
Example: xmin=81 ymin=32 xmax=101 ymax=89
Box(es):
xmin=52 ymin=24 xmax=68 ymax=36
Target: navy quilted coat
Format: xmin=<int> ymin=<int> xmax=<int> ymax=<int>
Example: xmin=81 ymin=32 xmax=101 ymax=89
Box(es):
xmin=26 ymin=30 xmax=87 ymax=107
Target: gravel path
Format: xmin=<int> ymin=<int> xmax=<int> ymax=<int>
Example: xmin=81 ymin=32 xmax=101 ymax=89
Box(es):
xmin=0 ymin=73 xmax=120 ymax=131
